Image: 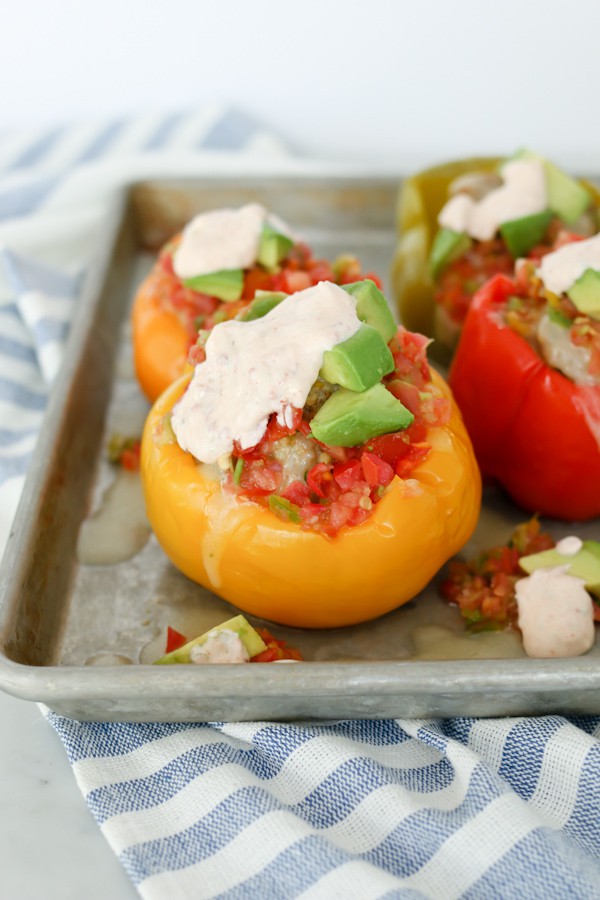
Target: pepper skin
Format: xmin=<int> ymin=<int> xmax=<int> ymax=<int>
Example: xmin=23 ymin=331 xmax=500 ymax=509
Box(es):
xmin=392 ymin=158 xmax=501 ymax=346
xmin=132 ymin=266 xmax=192 ymax=403
xmin=141 ymin=370 xmax=481 ymax=629
xmin=391 ymin=157 xmax=600 ymax=363
xmin=449 ymin=274 xmax=600 ymax=521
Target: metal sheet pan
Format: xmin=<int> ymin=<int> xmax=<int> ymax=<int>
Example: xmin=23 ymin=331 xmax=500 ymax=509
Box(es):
xmin=0 ymin=174 xmax=599 ymax=722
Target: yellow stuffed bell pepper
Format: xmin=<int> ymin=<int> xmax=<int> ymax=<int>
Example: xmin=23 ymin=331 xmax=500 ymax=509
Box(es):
xmin=132 ymin=219 xmax=382 ymax=403
xmin=141 ymin=292 xmax=481 ymax=630
xmin=391 ymin=154 xmax=600 ymax=364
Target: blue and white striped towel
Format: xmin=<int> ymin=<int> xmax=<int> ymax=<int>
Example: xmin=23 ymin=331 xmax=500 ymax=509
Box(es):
xmin=2 ymin=112 xmax=600 ymax=899
xmin=45 ymin=714 xmax=600 ymax=898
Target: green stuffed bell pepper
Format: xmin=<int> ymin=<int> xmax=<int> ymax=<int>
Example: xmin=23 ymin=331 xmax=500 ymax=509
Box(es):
xmin=391 ymin=153 xmax=600 ymax=364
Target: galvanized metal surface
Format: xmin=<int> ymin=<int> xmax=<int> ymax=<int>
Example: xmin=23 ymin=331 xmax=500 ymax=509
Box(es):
xmin=0 ymin=175 xmax=599 ymax=722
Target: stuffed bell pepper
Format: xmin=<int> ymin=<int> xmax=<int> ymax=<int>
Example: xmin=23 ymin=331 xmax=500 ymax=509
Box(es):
xmin=449 ymin=231 xmax=600 ymax=521
xmin=132 ymin=202 xmax=380 ymax=402
xmin=392 ymin=152 xmax=600 ymax=362
xmin=141 ymin=279 xmax=481 ymax=629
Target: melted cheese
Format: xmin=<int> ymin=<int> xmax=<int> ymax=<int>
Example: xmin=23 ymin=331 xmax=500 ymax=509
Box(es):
xmin=200 ymin=482 xmax=249 ymax=589
xmin=537 ymin=314 xmax=595 ymax=386
xmin=77 ymin=470 xmax=150 ymax=565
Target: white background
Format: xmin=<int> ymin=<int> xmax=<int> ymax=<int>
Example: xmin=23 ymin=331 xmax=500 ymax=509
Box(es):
xmin=1 ymin=0 xmax=599 ymax=172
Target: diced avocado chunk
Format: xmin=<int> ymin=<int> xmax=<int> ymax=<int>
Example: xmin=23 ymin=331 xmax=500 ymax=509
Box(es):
xmin=153 ymin=615 xmax=266 ymax=664
xmin=183 ymin=269 xmax=244 ymax=302
xmin=567 ymin=268 xmax=600 ymax=320
xmin=320 ymin=323 xmax=395 ymax=392
xmin=519 ymin=540 xmax=600 ymax=599
xmin=513 ymin=149 xmax=591 ymax=225
xmin=310 ymin=383 xmax=413 ymax=447
xmin=239 ymin=291 xmax=287 ymax=321
xmin=429 ymin=228 xmax=472 ymax=281
xmin=341 ymin=280 xmax=397 ymax=343
xmin=545 ymin=160 xmax=591 ymax=225
xmin=500 ymin=210 xmax=553 ymax=259
xmin=257 ymin=224 xmax=294 ymax=269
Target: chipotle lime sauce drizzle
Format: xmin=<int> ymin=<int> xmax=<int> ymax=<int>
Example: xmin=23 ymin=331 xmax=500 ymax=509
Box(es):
xmin=171 ymin=282 xmax=361 ymax=463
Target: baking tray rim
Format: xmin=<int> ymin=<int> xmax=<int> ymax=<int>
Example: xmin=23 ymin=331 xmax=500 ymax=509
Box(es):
xmin=0 ymin=173 xmax=599 ymax=715
xmin=1 ymin=648 xmax=600 ymax=705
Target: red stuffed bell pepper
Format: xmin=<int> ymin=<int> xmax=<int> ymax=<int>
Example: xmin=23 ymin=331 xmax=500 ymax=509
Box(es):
xmin=449 ymin=265 xmax=600 ymax=521
xmin=392 ymin=151 xmax=600 ymax=364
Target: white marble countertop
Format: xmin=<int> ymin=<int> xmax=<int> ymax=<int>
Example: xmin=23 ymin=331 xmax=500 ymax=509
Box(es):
xmin=0 ymin=690 xmax=137 ymax=899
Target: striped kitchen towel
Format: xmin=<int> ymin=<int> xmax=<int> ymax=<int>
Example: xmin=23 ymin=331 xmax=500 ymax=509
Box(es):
xmin=44 ymin=713 xmax=600 ymax=899
xmin=2 ymin=111 xmax=600 ymax=899
xmin=0 ymin=106 xmax=288 ymax=221
xmin=0 ymin=106 xmax=290 ymax=548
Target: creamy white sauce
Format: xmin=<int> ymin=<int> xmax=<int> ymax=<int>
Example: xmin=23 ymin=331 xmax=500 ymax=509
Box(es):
xmin=556 ymin=536 xmax=584 ymax=556
xmin=172 ymin=282 xmax=361 ymax=463
xmin=189 ymin=629 xmax=249 ymax=664
xmin=516 ymin=566 xmax=595 ymax=658
xmin=438 ymin=193 xmax=475 ymax=234
xmin=537 ymin=314 xmax=595 ymax=385
xmin=438 ymin=159 xmax=547 ymax=242
xmin=174 ymin=203 xmax=265 ymax=278
xmin=537 ymin=232 xmax=600 ymax=295
xmin=173 ymin=203 xmax=294 ymax=279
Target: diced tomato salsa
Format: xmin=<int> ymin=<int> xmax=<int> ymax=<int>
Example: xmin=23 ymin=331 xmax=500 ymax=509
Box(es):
xmin=435 ymin=238 xmax=514 ymax=324
xmin=155 ymin=237 xmax=382 ymax=348
xmin=224 ymin=327 xmax=451 ymax=538
xmin=434 ymin=218 xmax=570 ymax=326
xmin=250 ymin=628 xmax=303 ymax=662
xmin=165 ymin=626 xmax=187 ymax=654
xmin=107 ymin=434 xmax=141 ymax=471
xmin=440 ymin=518 xmax=555 ymax=630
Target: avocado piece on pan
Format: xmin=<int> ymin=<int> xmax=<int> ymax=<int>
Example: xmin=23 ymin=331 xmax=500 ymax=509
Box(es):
xmin=154 ymin=615 xmax=266 ymax=665
xmin=519 ymin=541 xmax=600 ymax=599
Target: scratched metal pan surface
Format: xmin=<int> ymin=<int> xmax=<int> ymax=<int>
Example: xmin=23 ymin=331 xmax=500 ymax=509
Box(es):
xmin=0 ymin=174 xmax=599 ymax=723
